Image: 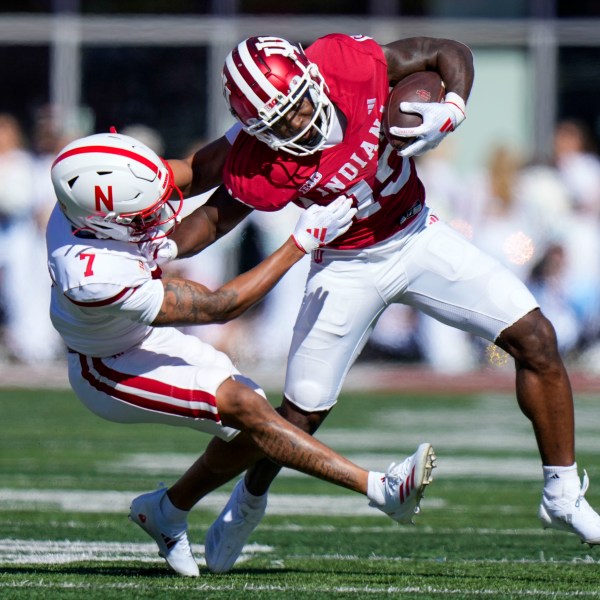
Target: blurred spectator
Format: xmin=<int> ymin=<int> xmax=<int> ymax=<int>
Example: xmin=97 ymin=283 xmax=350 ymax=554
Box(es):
xmin=0 ymin=113 xmax=62 ymax=364
xmin=551 ymin=119 xmax=600 ymax=349
xmin=121 ymin=123 xmax=165 ymax=155
xmin=470 ymin=145 xmax=539 ymax=280
xmin=468 ymin=138 xmax=600 ymax=359
xmin=527 ymin=244 xmax=581 ymax=355
xmin=460 ymin=144 xmax=582 ymax=366
xmin=31 ymin=105 xmax=78 ymax=230
xmin=553 ymin=119 xmax=600 ymax=216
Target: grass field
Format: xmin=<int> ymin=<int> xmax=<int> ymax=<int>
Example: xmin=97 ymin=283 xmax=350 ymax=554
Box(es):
xmin=1 ymin=384 xmax=600 ymax=598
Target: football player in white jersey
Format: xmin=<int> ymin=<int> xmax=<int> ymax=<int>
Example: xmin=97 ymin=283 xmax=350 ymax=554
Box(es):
xmin=46 ymin=131 xmax=437 ymax=577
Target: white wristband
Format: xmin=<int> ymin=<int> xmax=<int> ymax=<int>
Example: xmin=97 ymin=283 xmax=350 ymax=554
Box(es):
xmin=444 ymin=92 xmax=466 ymax=124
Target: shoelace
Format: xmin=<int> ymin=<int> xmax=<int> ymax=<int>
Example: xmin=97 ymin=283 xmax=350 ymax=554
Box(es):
xmin=386 ymin=457 xmax=413 ymax=485
xmin=576 ymin=470 xmax=590 ymax=508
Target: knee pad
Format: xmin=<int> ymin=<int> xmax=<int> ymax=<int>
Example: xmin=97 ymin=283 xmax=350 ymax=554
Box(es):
xmin=284 ymin=376 xmax=338 ymax=413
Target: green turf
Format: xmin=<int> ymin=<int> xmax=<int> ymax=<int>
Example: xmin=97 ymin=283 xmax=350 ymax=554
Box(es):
xmin=1 ymin=386 xmax=600 ymax=598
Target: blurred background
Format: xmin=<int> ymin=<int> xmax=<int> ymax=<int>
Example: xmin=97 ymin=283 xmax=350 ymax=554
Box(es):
xmin=2 ymin=0 xmax=600 ymax=381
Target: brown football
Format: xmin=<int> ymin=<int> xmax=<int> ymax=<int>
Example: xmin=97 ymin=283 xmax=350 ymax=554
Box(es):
xmin=382 ymin=71 xmax=445 ymax=150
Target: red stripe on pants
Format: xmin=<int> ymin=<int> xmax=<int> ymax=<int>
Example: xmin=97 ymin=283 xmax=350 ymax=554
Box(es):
xmin=78 ymin=354 xmax=220 ymax=421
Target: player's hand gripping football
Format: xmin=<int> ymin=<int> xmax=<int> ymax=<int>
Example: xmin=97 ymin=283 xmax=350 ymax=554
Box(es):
xmin=390 ymin=92 xmax=466 ymax=158
xmin=292 ymin=196 xmax=357 ymax=253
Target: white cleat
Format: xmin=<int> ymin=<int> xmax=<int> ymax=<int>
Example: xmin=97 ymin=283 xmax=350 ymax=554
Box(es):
xmin=370 ymin=442 xmax=436 ymax=524
xmin=129 ymin=488 xmax=199 ymax=577
xmin=204 ymin=479 xmax=267 ymax=573
xmin=538 ymin=470 xmax=600 ymax=546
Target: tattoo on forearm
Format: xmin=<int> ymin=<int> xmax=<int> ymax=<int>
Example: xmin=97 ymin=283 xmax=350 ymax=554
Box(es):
xmin=154 ymin=278 xmax=239 ymax=325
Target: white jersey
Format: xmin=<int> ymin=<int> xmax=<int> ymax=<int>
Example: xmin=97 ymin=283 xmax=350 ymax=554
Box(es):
xmin=46 ymin=204 xmax=164 ymax=357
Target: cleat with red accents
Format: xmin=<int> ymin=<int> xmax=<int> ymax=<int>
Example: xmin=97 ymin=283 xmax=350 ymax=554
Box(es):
xmin=369 ymin=443 xmax=436 ymax=524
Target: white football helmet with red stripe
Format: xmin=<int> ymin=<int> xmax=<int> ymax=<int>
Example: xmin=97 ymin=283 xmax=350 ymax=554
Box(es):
xmin=222 ymin=36 xmax=334 ymax=156
xmin=51 ymin=132 xmax=182 ymax=242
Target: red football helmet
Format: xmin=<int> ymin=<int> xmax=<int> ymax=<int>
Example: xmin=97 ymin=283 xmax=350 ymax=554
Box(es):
xmin=222 ymin=36 xmax=334 ymax=156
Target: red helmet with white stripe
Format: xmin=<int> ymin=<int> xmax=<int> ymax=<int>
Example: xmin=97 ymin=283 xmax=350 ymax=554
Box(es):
xmin=222 ymin=36 xmax=334 ymax=156
xmin=51 ymin=132 xmax=182 ymax=242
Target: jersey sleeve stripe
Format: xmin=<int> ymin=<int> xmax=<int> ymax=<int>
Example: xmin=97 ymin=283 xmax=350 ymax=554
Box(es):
xmin=78 ymin=355 xmax=220 ymax=422
xmin=66 ymin=287 xmax=134 ymax=307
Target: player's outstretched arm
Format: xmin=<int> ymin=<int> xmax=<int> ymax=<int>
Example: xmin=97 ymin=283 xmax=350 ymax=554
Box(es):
xmin=152 ymin=238 xmax=303 ymax=327
xmin=152 ymin=197 xmax=356 ymax=326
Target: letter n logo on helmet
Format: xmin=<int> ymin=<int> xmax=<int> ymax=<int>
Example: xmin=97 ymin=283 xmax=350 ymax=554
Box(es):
xmin=95 ymin=185 xmax=113 ymax=211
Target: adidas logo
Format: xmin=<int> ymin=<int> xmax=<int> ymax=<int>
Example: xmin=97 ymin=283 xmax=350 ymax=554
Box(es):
xmin=400 ymin=466 xmax=416 ymax=503
xmin=550 ymin=473 xmax=561 ymax=480
xmin=366 ymin=98 xmax=376 ymax=114
xmin=306 ymin=228 xmax=327 ymax=242
xmin=386 ymin=466 xmax=416 ymax=504
xmin=439 ymin=118 xmax=455 ymax=133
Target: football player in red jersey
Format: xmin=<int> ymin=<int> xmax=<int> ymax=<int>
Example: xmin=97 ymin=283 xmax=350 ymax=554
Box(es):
xmin=166 ymin=34 xmax=600 ymax=571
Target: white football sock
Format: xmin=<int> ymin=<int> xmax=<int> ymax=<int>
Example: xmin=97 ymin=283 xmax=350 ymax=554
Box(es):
xmin=160 ymin=490 xmax=189 ymax=525
xmin=367 ymin=471 xmax=386 ymax=506
xmin=543 ymin=463 xmax=579 ymax=499
xmin=240 ymin=479 xmax=267 ymax=508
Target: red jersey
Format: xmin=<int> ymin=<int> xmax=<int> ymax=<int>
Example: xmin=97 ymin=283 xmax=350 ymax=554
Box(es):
xmin=223 ymin=33 xmax=426 ymax=250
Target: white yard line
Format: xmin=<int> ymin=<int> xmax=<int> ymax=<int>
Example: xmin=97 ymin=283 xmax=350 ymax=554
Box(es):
xmin=0 ymin=537 xmax=597 ymax=569
xmin=0 ymin=488 xmax=445 ymax=515
xmin=0 ymin=539 xmax=271 ymax=565
xmin=104 ymin=453 xmax=547 ymax=480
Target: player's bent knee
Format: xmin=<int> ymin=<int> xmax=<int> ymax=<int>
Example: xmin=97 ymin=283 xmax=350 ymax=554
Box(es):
xmin=498 ymin=309 xmax=561 ymax=367
xmin=279 ymin=397 xmax=327 ymax=434
xmin=216 ymin=377 xmax=274 ymax=430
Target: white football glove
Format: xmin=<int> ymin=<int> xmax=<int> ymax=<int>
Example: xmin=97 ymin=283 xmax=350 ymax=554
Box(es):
xmin=389 ymin=92 xmax=466 ymax=158
xmin=292 ymin=196 xmax=357 ymax=253
xmin=138 ymin=237 xmax=179 ymax=265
